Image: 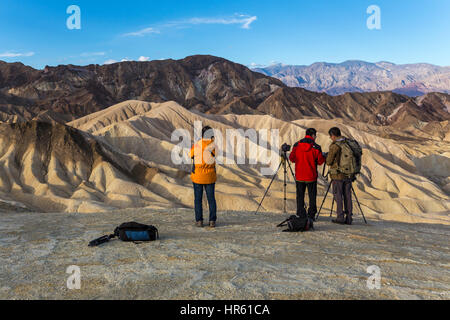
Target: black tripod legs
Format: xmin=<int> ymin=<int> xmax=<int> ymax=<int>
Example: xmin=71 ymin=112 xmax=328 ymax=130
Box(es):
xmin=286 ymin=158 xmax=296 ymax=181
xmin=329 ymin=197 xmax=335 ymax=218
xmin=254 ymin=152 xmax=297 ymax=215
xmin=316 ymin=183 xmax=332 ymax=221
xmin=254 ymin=161 xmax=283 ymax=215
xmin=316 ymin=182 xmax=369 ymax=224
xmin=352 ymin=186 xmax=368 ymax=224
xmin=283 ymin=159 xmax=287 ymax=214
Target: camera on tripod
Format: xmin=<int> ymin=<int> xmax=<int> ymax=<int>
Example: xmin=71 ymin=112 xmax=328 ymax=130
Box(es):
xmin=254 ymin=142 xmax=296 ymax=215
xmin=281 ymin=143 xmax=291 ymax=153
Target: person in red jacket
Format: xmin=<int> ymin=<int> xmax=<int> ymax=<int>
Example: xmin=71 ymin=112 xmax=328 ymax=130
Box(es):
xmin=289 ymin=128 xmax=326 ymax=220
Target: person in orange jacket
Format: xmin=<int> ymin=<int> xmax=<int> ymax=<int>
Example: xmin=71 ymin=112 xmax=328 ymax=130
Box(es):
xmin=190 ymin=126 xmax=217 ymax=228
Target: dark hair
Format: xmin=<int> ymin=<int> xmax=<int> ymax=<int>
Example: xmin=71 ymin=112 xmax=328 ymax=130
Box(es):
xmin=306 ymin=128 xmax=317 ymax=137
xmin=328 ymin=127 xmax=342 ymax=137
xmin=202 ymin=126 xmax=214 ymax=139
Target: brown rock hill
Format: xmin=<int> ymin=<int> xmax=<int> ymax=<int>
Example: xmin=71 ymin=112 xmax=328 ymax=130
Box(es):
xmin=0 ymin=56 xmax=283 ymax=121
xmin=0 ymin=56 xmax=449 ymax=126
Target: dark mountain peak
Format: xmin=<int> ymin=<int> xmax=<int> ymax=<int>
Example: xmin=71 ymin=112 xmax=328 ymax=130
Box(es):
xmin=0 ymin=61 xmax=40 ymax=87
xmin=180 ymin=54 xmax=228 ymax=66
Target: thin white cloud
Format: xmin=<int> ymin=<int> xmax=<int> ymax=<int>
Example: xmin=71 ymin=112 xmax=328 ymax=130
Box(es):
xmin=0 ymin=51 xmax=35 ymax=58
xmin=242 ymin=16 xmax=257 ymax=29
xmin=187 ymin=15 xmax=257 ymax=29
xmin=123 ymin=14 xmax=257 ymax=37
xmin=138 ymin=56 xmax=150 ymax=62
xmin=123 ymin=27 xmax=160 ymax=37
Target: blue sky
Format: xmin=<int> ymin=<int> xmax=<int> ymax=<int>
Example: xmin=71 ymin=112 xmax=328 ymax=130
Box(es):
xmin=1 ymin=0 xmax=449 ymax=69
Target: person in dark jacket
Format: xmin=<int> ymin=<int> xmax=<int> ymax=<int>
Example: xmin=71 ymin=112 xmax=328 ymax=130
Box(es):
xmin=326 ymin=127 xmax=353 ymax=225
xmin=289 ymin=128 xmax=325 ymax=220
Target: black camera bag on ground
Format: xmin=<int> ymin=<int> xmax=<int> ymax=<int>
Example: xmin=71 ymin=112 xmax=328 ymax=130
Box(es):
xmin=277 ymin=215 xmax=314 ymax=233
xmin=89 ymin=222 xmax=159 ymax=247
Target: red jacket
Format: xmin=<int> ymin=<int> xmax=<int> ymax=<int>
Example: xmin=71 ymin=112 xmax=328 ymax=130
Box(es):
xmin=289 ymin=136 xmax=325 ymax=182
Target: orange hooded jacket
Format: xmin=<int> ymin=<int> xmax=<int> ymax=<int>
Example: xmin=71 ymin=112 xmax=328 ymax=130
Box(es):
xmin=190 ymin=139 xmax=217 ymax=185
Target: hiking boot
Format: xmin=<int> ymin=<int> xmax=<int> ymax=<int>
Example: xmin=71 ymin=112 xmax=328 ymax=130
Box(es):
xmin=345 ymin=216 xmax=353 ymax=225
xmin=196 ymin=221 xmax=204 ymax=228
xmin=332 ymin=219 xmax=346 ymax=225
xmin=209 ymin=221 xmax=216 ymax=228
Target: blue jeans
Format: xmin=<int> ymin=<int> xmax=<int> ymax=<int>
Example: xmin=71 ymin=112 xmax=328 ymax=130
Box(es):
xmin=193 ymin=183 xmax=217 ymax=222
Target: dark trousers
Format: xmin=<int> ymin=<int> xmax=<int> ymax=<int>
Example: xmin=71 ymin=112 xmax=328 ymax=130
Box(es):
xmin=296 ymin=181 xmax=318 ymax=219
xmin=332 ymin=179 xmax=353 ymax=223
xmin=193 ymin=183 xmax=217 ymax=222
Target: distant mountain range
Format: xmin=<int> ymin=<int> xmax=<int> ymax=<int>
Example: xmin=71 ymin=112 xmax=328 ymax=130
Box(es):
xmin=0 ymin=56 xmax=448 ymax=132
xmin=253 ymin=61 xmax=450 ymax=97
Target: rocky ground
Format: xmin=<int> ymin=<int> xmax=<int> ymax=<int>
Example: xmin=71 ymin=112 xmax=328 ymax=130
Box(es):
xmin=0 ymin=208 xmax=449 ymax=300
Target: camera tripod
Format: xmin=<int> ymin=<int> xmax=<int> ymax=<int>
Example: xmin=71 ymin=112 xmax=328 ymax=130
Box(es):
xmin=254 ymin=147 xmax=297 ymax=215
xmin=315 ymin=172 xmax=368 ymax=224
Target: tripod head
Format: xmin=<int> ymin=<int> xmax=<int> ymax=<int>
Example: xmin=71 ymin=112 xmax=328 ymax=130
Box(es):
xmin=281 ymin=143 xmax=291 ymax=153
xmin=281 ymin=143 xmax=291 ymax=161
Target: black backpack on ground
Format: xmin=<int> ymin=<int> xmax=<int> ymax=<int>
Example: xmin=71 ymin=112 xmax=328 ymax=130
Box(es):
xmin=89 ymin=222 xmax=159 ymax=247
xmin=277 ymin=215 xmax=314 ymax=233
